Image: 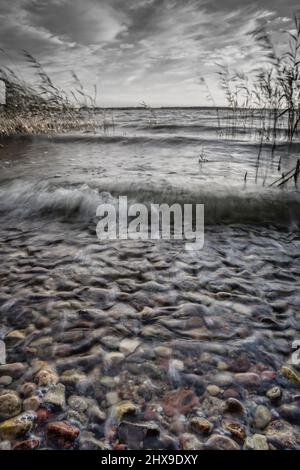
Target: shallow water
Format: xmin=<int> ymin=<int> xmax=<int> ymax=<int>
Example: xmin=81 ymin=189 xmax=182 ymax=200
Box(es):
xmin=0 ymin=108 xmax=300 ymax=450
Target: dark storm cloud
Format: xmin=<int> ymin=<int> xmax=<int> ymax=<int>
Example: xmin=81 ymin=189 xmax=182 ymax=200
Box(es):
xmin=0 ymin=0 xmax=298 ymax=105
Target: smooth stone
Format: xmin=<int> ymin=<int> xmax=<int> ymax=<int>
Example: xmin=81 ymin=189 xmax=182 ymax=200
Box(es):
xmin=5 ymin=330 xmax=25 ymax=346
xmin=100 ymin=376 xmax=116 ymax=388
xmin=0 ymin=363 xmax=26 ymax=378
xmin=180 ymin=433 xmax=203 ymax=450
xmin=227 ymin=352 xmax=251 ymax=372
xmin=119 ymin=338 xmax=141 ymax=354
xmin=0 ymin=391 xmax=22 ymax=419
xmin=35 ymin=316 xmax=51 ymax=329
xmin=114 ymin=401 xmax=139 ymax=422
xmin=255 ymin=405 xmax=272 ymax=429
xmin=207 ymin=385 xmax=221 ymax=396
xmin=0 ymin=440 xmax=11 ymax=450
xmin=13 ymin=439 xmax=40 ymax=450
xmin=0 ymin=376 xmax=12 ymax=386
xmin=190 ymin=417 xmax=213 ymax=434
xmin=43 ymin=383 xmax=66 ymax=410
xmin=104 ymin=352 xmax=125 ymax=365
xmin=244 ymin=434 xmax=269 ymax=450
xmin=213 ymin=373 xmax=234 ymax=387
xmin=279 ymin=404 xmax=300 ymax=424
xmin=106 ymin=392 xmax=119 ymax=406
xmin=224 ymin=398 xmax=245 ymax=415
xmin=68 ymin=395 xmax=89 ymax=413
xmin=108 ymin=303 xmax=137 ymax=318
xmin=235 ymin=373 xmax=260 ymax=388
xmin=0 ymin=411 xmax=36 ymax=440
xmin=99 ymin=335 xmax=120 ymax=350
xmin=46 ymin=421 xmax=80 ymax=449
xmin=217 ymin=361 xmax=229 ymax=371
xmin=205 ymin=434 xmax=240 ymax=450
xmin=169 ymin=417 xmax=186 ymax=435
xmin=223 ymin=388 xmax=240 ymax=399
xmin=266 ymin=386 xmax=282 ymax=401
xmin=154 ymin=346 xmax=172 ymax=358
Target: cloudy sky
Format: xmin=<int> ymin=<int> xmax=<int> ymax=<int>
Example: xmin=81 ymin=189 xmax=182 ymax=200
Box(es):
xmin=0 ymin=0 xmax=299 ymax=106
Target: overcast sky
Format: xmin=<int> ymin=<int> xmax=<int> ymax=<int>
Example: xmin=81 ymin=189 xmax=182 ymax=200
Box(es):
xmin=0 ymin=0 xmax=299 ymax=106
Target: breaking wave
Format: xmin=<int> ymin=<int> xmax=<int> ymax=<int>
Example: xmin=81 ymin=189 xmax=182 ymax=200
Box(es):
xmin=0 ymin=179 xmax=299 ymax=228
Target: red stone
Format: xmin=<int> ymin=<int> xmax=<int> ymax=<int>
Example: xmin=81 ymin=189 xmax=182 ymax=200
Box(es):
xmin=163 ymin=388 xmax=198 ymax=417
xmin=37 ymin=407 xmax=53 ymax=425
xmin=46 ymin=421 xmax=80 ymax=449
xmin=13 ymin=439 xmax=40 ymax=450
xmin=114 ymin=443 xmax=127 ymax=450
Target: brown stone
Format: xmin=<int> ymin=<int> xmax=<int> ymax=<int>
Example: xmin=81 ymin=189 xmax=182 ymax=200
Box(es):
xmin=13 ymin=439 xmax=40 ymax=450
xmin=205 ymin=434 xmax=240 ymax=450
xmin=0 ymin=363 xmax=26 ymax=378
xmin=46 ymin=421 xmax=80 ymax=449
xmin=223 ymin=421 xmax=246 ymax=441
xmin=190 ymin=417 xmax=213 ymax=434
xmin=163 ymin=388 xmax=198 ymax=417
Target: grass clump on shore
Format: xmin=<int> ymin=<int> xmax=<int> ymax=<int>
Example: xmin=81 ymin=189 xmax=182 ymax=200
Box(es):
xmin=0 ymin=50 xmax=102 ymax=137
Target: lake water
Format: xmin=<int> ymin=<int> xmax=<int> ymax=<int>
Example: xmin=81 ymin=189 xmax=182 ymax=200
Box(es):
xmin=0 ymin=108 xmax=300 ymax=450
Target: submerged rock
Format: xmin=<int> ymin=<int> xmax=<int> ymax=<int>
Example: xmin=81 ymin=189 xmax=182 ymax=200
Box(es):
xmin=205 ymin=434 xmax=240 ymax=450
xmin=235 ymin=373 xmax=260 ymax=388
xmin=46 ymin=421 xmax=80 ymax=449
xmin=206 ymin=385 xmax=221 ymax=396
xmin=35 ymin=365 xmax=59 ymax=387
xmin=79 ymin=431 xmax=107 ymax=450
xmin=190 ymin=417 xmax=213 ymax=435
xmin=0 ymin=363 xmax=26 ymax=379
xmin=180 ymin=433 xmax=203 ymax=450
xmin=224 ymin=398 xmax=245 ymax=415
xmin=114 ymin=401 xmax=139 ymax=422
xmin=117 ymin=421 xmax=160 ymax=449
xmin=13 ymin=439 xmax=40 ymax=450
xmin=68 ymin=395 xmax=89 ymax=413
xmin=163 ymin=388 xmax=198 ymax=417
xmin=23 ymin=396 xmax=40 ymax=411
xmin=119 ymin=338 xmax=141 ymax=354
xmin=223 ymin=421 xmax=246 ymax=441
xmin=60 ymin=369 xmax=87 ymax=386
xmin=281 ymin=365 xmax=300 ymax=385
xmin=279 ymin=404 xmax=300 ymax=424
xmin=266 ymin=386 xmax=282 ymax=402
xmin=43 ymin=383 xmax=66 ymax=410
xmin=0 ymin=390 xmax=22 ymax=419
xmin=244 ymin=434 xmax=269 ymax=450
xmin=20 ymin=382 xmax=36 ymax=398
xmin=5 ymin=330 xmax=25 ymax=346
xmin=265 ymin=420 xmax=299 ymax=449
xmin=0 ymin=376 xmax=12 ymax=386
xmin=0 ymin=411 xmax=36 ymax=440
xmin=254 ymin=405 xmax=272 ymax=430
xmin=0 ymin=440 xmax=11 ymax=450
